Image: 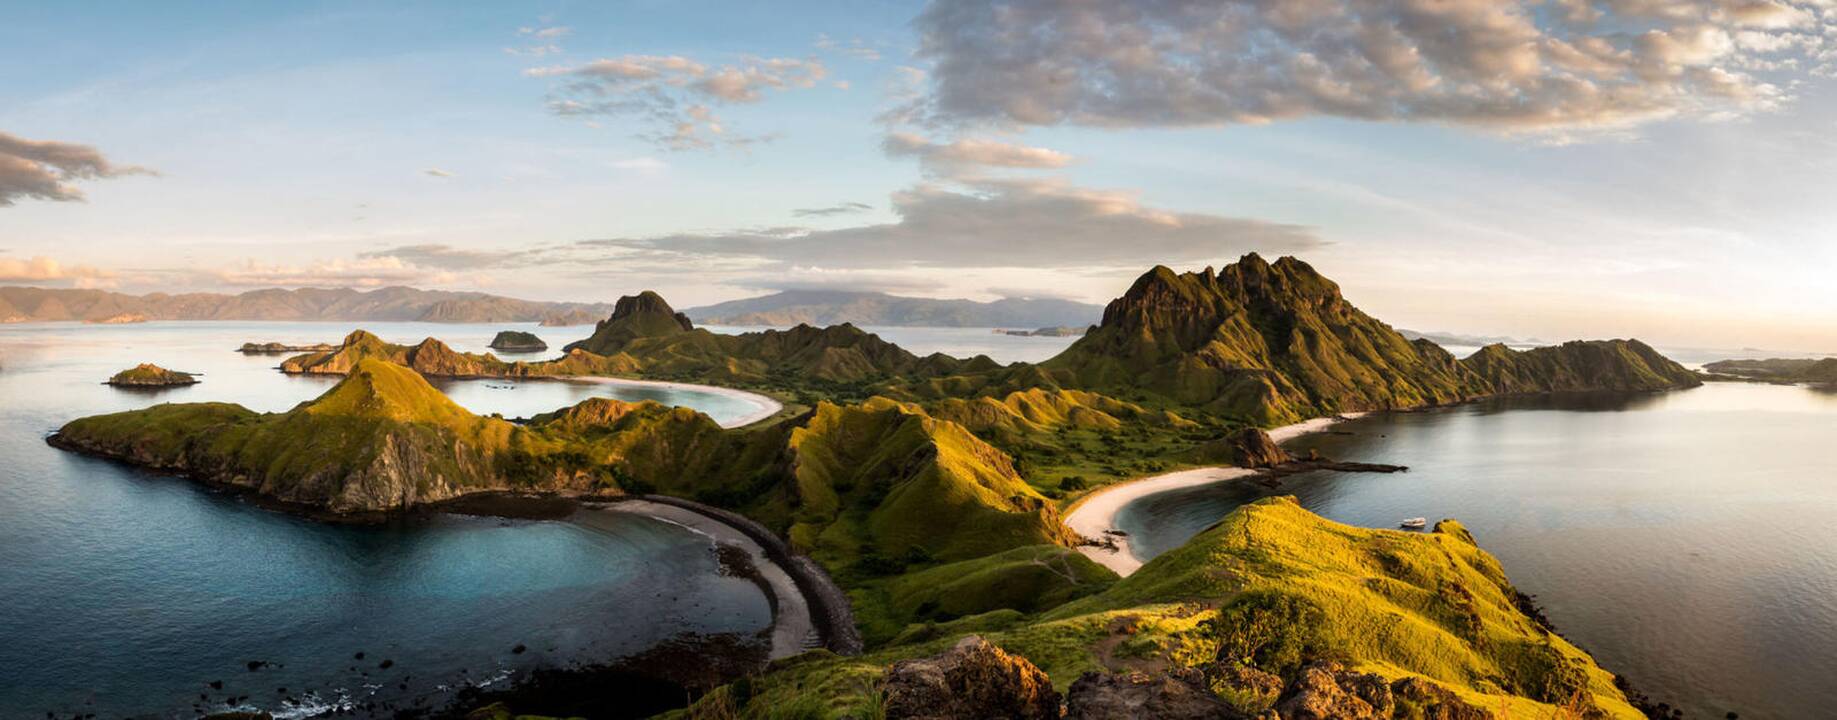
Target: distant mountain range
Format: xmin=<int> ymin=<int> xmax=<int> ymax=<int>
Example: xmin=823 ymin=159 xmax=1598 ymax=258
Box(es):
xmin=1397 ymin=328 xmax=1543 ymax=348
xmin=682 ymin=290 xmax=1102 ymax=329
xmin=0 ymin=286 xmax=615 ymax=324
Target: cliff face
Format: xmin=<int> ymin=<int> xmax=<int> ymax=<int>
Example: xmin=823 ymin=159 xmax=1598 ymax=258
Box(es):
xmin=52 ymin=359 xmax=717 ymax=513
xmin=1041 ymin=254 xmax=1473 ymax=424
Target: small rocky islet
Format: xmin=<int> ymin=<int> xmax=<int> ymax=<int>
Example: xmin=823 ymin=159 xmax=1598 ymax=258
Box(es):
xmin=51 ymin=255 xmax=1709 ymax=719
xmin=104 ymin=363 xmax=200 ymax=387
xmin=487 ymin=330 xmax=548 ymax=352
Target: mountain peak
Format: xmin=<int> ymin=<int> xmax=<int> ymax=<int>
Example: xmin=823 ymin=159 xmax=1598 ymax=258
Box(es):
xmin=302 ymin=358 xmax=472 ymax=425
xmin=564 ymin=291 xmax=697 ymax=355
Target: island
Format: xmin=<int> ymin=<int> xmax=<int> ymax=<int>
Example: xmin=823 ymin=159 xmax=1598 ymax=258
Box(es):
xmin=995 ymin=325 xmax=1087 ymax=337
xmin=237 ymin=342 xmax=336 ymax=354
xmin=51 ymin=255 xmax=1703 ymax=719
xmin=84 ymin=313 xmax=148 ymax=325
xmin=487 ymin=330 xmax=548 ymax=352
xmin=104 ymin=363 xmax=199 ymax=387
xmin=1704 ymin=357 xmax=1837 ymax=384
xmin=538 ymin=308 xmax=601 ymax=326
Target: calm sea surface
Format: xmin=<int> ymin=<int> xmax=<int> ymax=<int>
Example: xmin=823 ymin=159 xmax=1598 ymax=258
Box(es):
xmin=1116 ymin=383 xmax=1837 ymax=719
xmin=0 ymin=322 xmax=776 ymax=719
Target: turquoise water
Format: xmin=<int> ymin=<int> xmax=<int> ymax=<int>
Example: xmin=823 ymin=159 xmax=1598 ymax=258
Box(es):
xmin=0 ymin=322 xmax=772 ymax=718
xmin=1116 ymin=383 xmax=1837 ymax=719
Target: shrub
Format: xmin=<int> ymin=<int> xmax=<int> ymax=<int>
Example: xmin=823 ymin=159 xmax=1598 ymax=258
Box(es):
xmin=1206 ymin=591 xmax=1342 ymax=678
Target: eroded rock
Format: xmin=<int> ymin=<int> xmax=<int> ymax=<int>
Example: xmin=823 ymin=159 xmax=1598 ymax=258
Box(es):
xmin=882 ymin=635 xmax=1060 ymax=720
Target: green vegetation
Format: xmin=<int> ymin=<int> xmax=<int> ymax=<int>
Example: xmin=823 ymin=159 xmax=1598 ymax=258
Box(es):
xmin=488 ymin=330 xmax=548 ymax=351
xmin=1705 ymin=356 xmax=1837 ymax=384
xmin=105 ymin=363 xmax=199 ymax=386
xmin=674 ymin=498 xmax=1644 ymax=719
xmin=54 ymin=256 xmax=1707 ymax=719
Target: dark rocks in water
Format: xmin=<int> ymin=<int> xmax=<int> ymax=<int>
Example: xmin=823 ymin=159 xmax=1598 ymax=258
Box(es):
xmin=208 ymin=680 xmax=223 ymax=690
xmin=511 ymin=644 xmax=527 ymax=654
xmin=881 ymin=635 xmax=1060 ymax=720
xmin=201 ymin=712 xmax=271 ymax=720
xmin=379 ymin=659 xmax=395 ymax=669
xmin=1063 ymin=667 xmax=1238 ymax=719
xmin=244 ymin=660 xmax=268 ymax=672
xmin=354 ymin=651 xmax=365 ymax=660
xmin=487 ymin=331 xmax=548 ymax=352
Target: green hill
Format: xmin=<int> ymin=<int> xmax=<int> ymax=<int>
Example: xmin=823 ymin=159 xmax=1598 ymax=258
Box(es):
xmin=672 ymin=497 xmax=1644 ymax=719
xmin=1463 ymin=340 xmax=1703 ymax=394
xmin=562 ymin=291 xmax=978 ymax=387
xmin=897 ymin=255 xmax=1701 ymax=428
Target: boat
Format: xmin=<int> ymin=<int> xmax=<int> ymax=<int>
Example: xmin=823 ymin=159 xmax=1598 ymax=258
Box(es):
xmin=1399 ymin=517 xmax=1428 ymax=529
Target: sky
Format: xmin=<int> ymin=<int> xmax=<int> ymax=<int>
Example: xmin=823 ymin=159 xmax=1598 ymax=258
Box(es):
xmin=3 ymin=0 xmax=1837 ymax=351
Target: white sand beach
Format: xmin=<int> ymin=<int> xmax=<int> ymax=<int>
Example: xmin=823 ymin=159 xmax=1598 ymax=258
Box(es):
xmin=574 ymin=376 xmax=784 ymax=428
xmin=1065 ymin=413 xmax=1368 ymax=576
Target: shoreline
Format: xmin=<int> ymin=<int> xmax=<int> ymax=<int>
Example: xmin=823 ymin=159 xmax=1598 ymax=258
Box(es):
xmin=1063 ymin=412 xmax=1367 ymax=576
xmin=586 ymin=499 xmax=817 ymax=660
xmin=568 ymin=375 xmax=784 ymax=428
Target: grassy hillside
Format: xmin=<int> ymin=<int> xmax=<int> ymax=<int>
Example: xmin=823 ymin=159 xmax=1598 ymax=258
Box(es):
xmin=667 ymin=498 xmax=1644 ymax=720
xmin=1463 ymin=340 xmax=1703 ymax=394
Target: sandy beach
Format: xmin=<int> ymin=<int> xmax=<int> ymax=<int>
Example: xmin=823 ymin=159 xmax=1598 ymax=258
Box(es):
xmin=574 ymin=376 xmax=784 ymax=428
xmin=1065 ymin=412 xmax=1368 ymax=576
xmin=591 ymin=499 xmax=817 ymax=660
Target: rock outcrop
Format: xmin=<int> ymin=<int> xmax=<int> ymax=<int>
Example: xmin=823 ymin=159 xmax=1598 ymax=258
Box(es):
xmin=1064 ymin=668 xmax=1239 ymax=719
xmin=487 ymin=330 xmax=548 ymax=352
xmin=882 ymin=636 xmax=1060 ymax=720
xmin=105 ymin=363 xmax=199 ymax=387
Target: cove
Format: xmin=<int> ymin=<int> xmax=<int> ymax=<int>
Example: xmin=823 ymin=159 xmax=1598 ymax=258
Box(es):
xmin=1113 ymin=382 xmax=1837 ymax=719
xmin=0 ymin=322 xmax=779 ymax=717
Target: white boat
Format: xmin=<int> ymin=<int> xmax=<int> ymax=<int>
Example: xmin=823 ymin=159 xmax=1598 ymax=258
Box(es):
xmin=1399 ymin=517 xmax=1428 ymax=529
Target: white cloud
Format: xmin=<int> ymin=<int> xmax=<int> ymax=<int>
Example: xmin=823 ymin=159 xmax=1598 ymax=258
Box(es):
xmin=529 ymin=54 xmax=826 ymax=150
xmin=211 ymin=256 xmax=455 ymax=287
xmin=882 ymin=132 xmax=1073 ymax=176
xmin=908 ymin=0 xmax=1837 ymax=138
xmin=423 ymin=168 xmax=455 ymax=178
xmin=0 ymin=255 xmax=116 ymax=287
xmin=0 ymin=131 xmax=155 ymax=207
xmin=586 ymin=177 xmax=1322 ymax=268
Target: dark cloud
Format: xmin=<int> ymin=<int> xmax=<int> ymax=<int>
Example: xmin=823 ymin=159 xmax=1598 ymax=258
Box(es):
xmin=0 ymin=131 xmax=155 ymax=207
xmin=909 ymin=0 xmax=1833 ymax=137
xmin=792 ymin=201 xmax=874 ymax=217
xmin=584 ymin=178 xmax=1322 ymax=268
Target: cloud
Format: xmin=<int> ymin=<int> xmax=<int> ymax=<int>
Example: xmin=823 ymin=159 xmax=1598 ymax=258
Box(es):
xmin=792 ymin=201 xmax=873 ymax=217
xmin=0 ymin=255 xmax=116 ymax=287
xmin=506 ymin=24 xmax=570 ymax=56
xmin=0 ymin=131 xmax=155 ymax=207
xmin=814 ymin=33 xmax=883 ymax=61
xmin=730 ymin=267 xmax=947 ymax=294
xmin=528 ymin=54 xmax=826 ymax=150
xmin=424 ymin=168 xmax=455 ymax=178
xmin=585 ymin=177 xmax=1322 ymax=268
xmin=210 ymin=256 xmax=455 ymax=288
xmin=881 ymin=132 xmax=1073 ymax=176
xmin=356 ymin=243 xmax=550 ymax=270
xmin=908 ymin=0 xmax=1837 ymax=138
